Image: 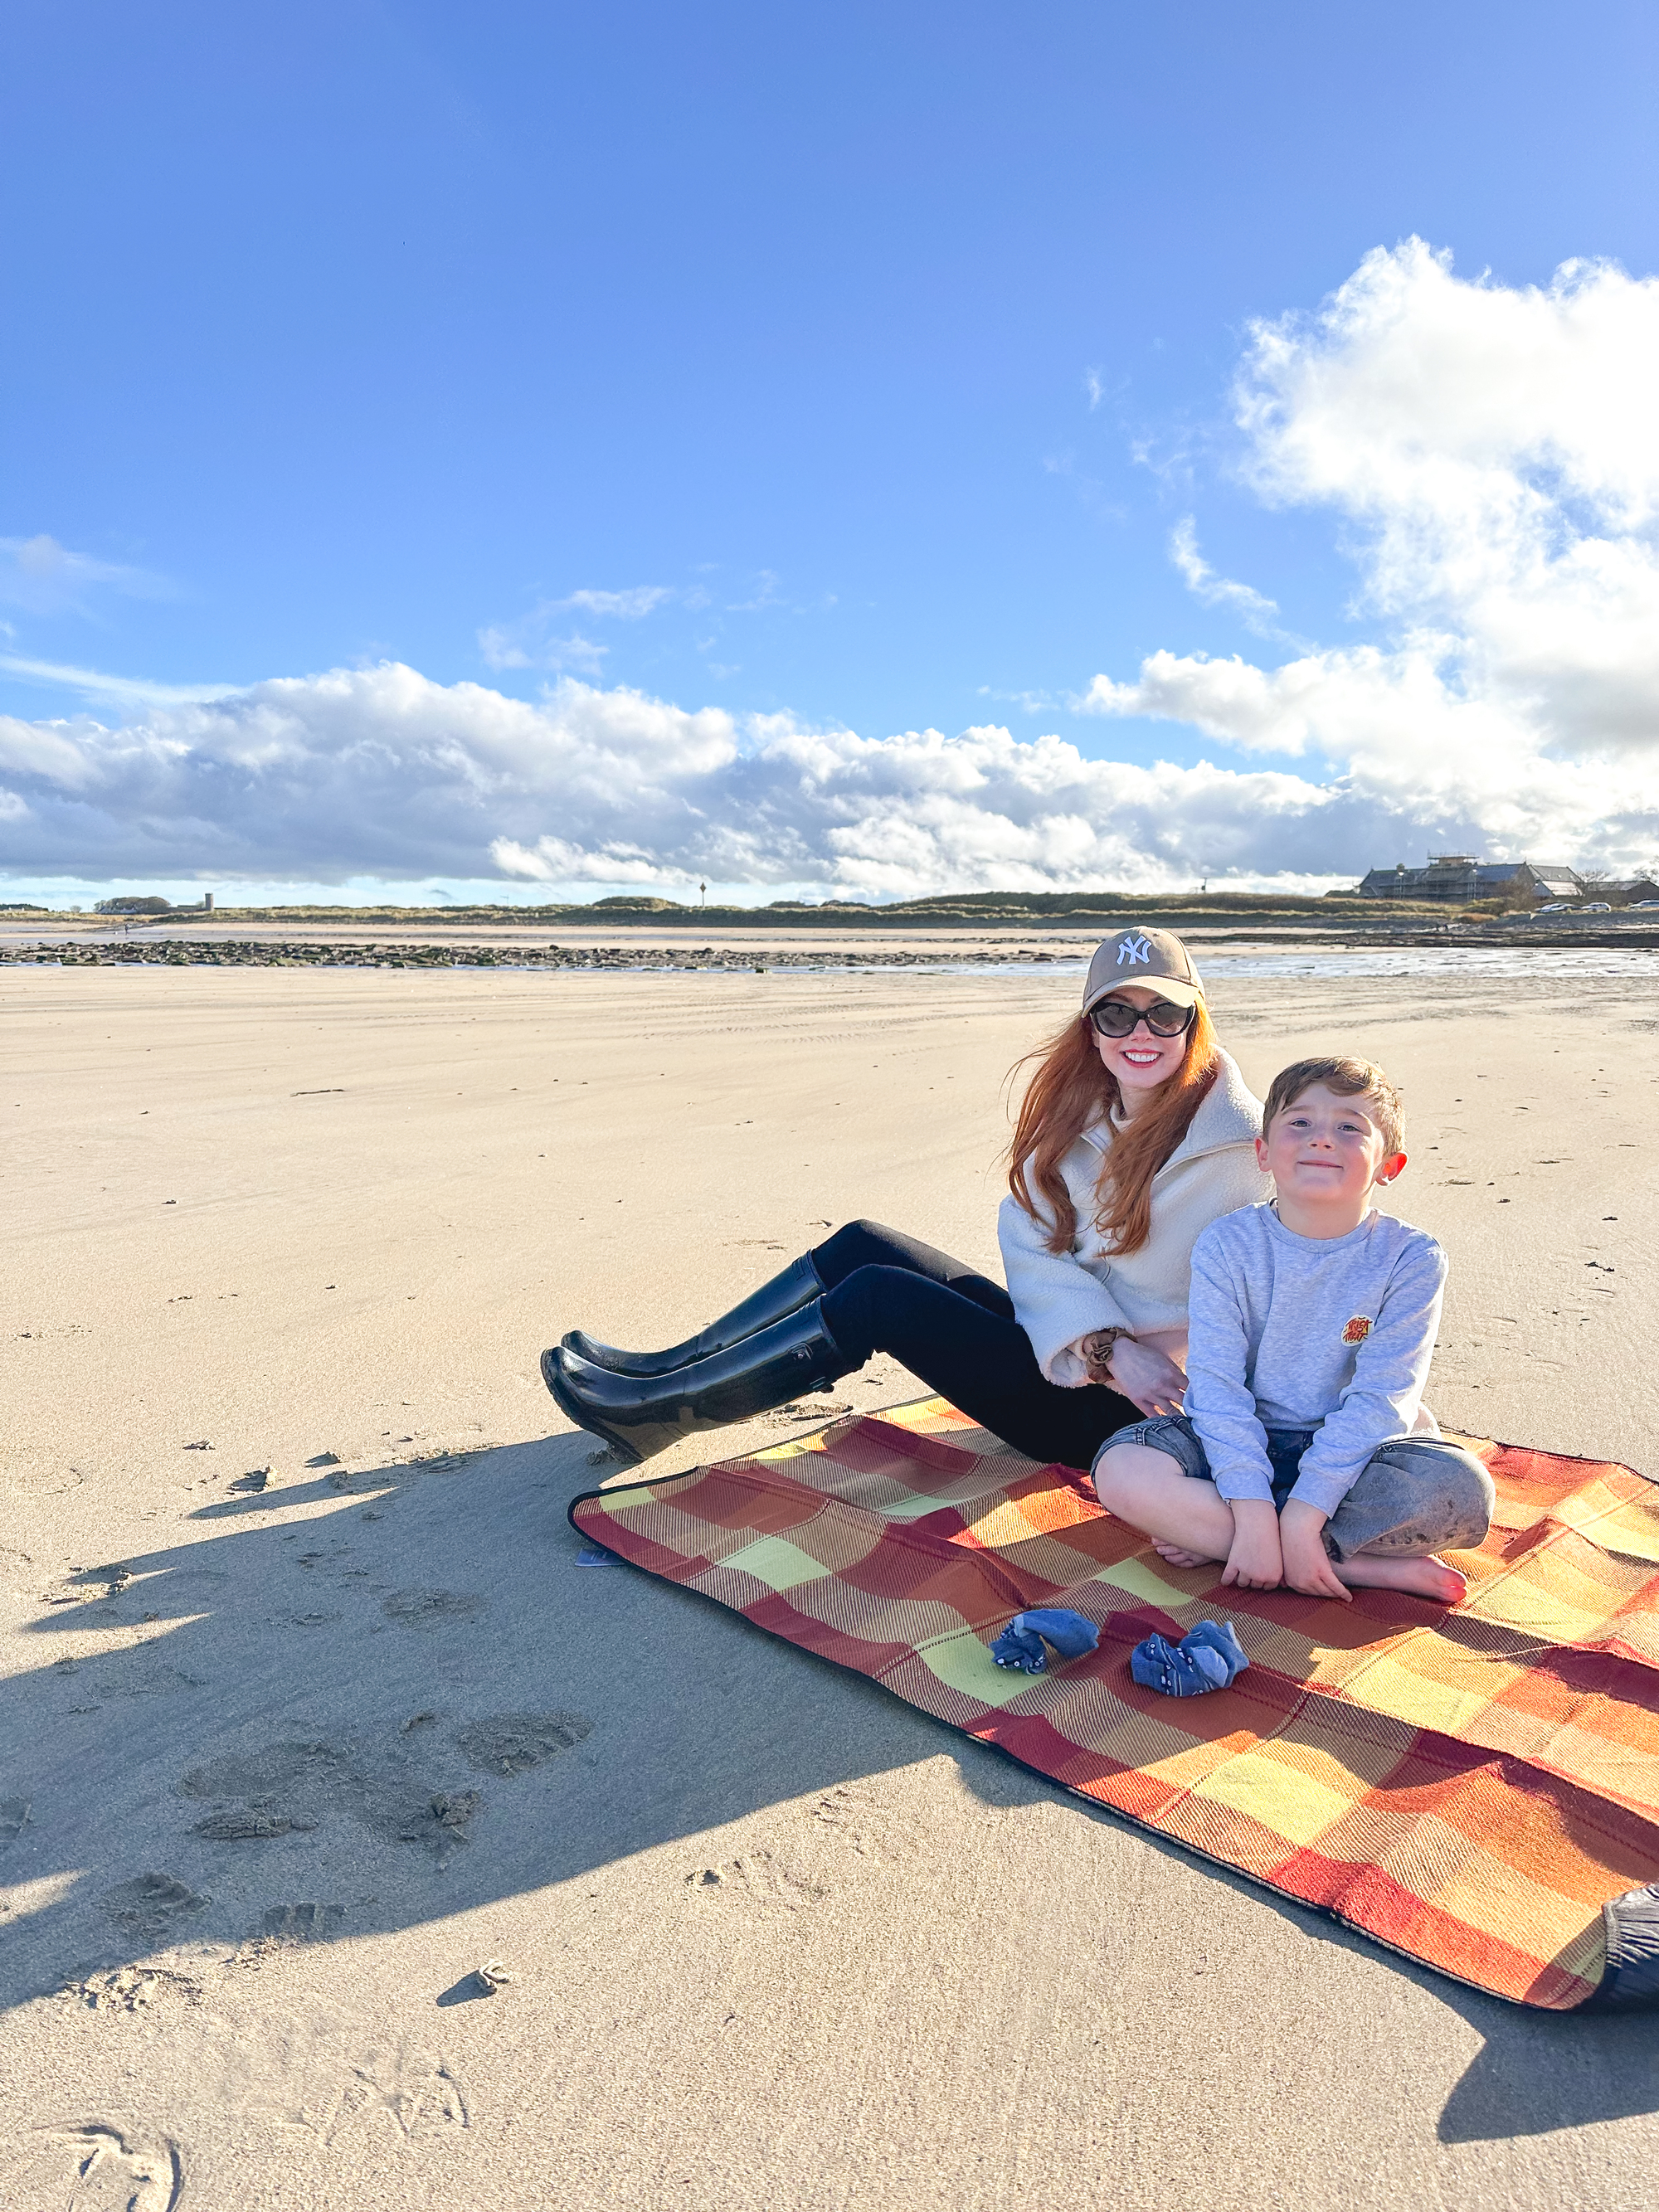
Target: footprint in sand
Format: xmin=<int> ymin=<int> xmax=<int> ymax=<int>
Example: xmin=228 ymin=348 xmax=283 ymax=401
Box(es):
xmin=381 ymin=1588 xmax=485 ymax=1629
xmin=182 ymin=1744 xmax=343 ymax=1796
xmin=262 ymin=1901 xmax=344 ymax=1940
xmin=100 ymin=1872 xmax=210 ymax=1941
xmin=324 ymin=2040 xmax=469 ymax=2142
xmin=194 ymin=1807 xmax=316 ymax=1839
xmin=808 ymin=1782 xmax=898 ymax=1865
xmin=684 ymin=1850 xmax=826 ymax=1910
xmin=451 ymin=1712 xmax=593 ymax=1776
xmin=62 ymin=1965 xmax=202 ymax=2012
xmin=57 ymin=2123 xmax=184 ymax=2212
xmin=181 ymin=1740 xmax=346 ymax=1839
xmin=182 ymin=1733 xmax=484 ymax=1865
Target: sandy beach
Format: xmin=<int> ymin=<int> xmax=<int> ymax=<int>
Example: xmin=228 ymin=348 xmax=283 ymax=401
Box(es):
xmin=2 ymin=957 xmax=1657 ymax=2210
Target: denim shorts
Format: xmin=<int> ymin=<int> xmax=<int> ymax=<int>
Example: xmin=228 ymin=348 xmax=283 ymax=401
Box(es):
xmin=1095 ymin=1411 xmax=1496 ymax=1563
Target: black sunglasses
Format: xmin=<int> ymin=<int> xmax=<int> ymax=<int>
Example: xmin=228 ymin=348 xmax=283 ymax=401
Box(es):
xmin=1088 ymin=997 xmax=1195 ymax=1040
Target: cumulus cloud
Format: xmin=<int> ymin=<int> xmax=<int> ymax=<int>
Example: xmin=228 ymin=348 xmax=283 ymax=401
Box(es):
xmin=0 ymin=662 xmax=1360 ymax=892
xmin=1088 ymin=241 xmax=1659 ymax=868
xmin=6 ymin=241 xmax=1659 ymax=894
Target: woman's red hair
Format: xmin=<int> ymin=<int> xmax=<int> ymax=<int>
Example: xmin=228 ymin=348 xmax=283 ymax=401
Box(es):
xmin=1006 ymin=999 xmax=1219 ymax=1257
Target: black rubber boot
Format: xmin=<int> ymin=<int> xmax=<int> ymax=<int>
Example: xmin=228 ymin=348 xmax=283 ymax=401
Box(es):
xmin=560 ymin=1252 xmax=825 ymax=1378
xmin=542 ymin=1300 xmax=854 ymax=1465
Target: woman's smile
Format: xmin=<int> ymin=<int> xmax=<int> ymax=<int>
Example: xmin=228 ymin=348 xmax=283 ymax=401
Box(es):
xmin=1090 ymin=984 xmax=1190 ymax=1104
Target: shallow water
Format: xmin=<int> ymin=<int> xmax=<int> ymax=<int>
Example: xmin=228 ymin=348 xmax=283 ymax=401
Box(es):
xmin=878 ymin=946 xmax=1659 ymax=982
xmin=1195 ymin=946 xmax=1659 ymax=981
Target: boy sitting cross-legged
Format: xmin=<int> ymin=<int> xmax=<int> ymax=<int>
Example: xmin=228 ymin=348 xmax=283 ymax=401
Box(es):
xmin=1092 ymin=1055 xmax=1494 ymax=1605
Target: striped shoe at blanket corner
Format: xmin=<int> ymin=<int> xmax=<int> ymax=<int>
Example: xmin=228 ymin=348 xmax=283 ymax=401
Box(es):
xmin=570 ymin=1396 xmax=1659 ymax=2013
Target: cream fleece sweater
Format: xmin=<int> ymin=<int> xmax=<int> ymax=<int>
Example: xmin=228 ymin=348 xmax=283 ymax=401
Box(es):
xmin=997 ymin=1049 xmax=1271 ymax=1386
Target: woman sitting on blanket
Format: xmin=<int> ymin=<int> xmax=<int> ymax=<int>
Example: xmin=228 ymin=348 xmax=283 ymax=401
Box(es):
xmin=543 ymin=926 xmax=1271 ymax=1469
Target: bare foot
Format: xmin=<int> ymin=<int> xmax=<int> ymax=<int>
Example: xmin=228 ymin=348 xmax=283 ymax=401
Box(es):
xmin=1335 ymin=1553 xmax=1467 ymax=1604
xmin=1151 ymin=1539 xmax=1220 ymax=1569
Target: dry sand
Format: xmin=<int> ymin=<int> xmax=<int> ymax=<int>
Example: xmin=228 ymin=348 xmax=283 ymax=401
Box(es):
xmin=2 ymin=959 xmax=1657 ymax=2210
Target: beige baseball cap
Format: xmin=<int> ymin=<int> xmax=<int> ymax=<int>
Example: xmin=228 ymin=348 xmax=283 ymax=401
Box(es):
xmin=1082 ymin=926 xmax=1204 ymax=1016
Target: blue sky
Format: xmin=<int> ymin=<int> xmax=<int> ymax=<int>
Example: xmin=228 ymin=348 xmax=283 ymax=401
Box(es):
xmin=3 ymin=1 xmax=1658 ymax=903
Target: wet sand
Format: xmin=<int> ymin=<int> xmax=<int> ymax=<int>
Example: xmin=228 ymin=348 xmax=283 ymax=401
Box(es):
xmin=2 ymin=962 xmax=1656 ymax=2208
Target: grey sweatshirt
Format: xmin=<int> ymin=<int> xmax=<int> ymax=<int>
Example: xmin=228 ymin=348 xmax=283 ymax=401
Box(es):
xmin=1183 ymin=1203 xmax=1447 ymax=1517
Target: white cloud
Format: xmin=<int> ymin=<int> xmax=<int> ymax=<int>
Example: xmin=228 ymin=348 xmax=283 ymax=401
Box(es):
xmin=724 ymin=570 xmax=783 ymax=613
xmin=0 ymin=661 xmax=1366 ymax=891
xmin=0 ymin=536 xmax=175 ymax=616
xmin=476 ymin=584 xmax=671 ymax=671
xmin=0 ymin=653 xmax=236 ymax=709
xmin=8 ymin=242 xmax=1659 ymax=895
xmin=1168 ymin=518 xmax=1283 ymax=634
xmin=562 ymin=586 xmax=673 ymax=619
xmin=1090 ymin=241 xmax=1659 ymax=866
xmin=476 ymin=626 xmax=609 ymax=675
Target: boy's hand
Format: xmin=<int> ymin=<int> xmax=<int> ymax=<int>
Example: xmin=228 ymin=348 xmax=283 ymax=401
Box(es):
xmin=1220 ymin=1499 xmax=1283 ymax=1591
xmin=1278 ymin=1500 xmax=1351 ymax=1602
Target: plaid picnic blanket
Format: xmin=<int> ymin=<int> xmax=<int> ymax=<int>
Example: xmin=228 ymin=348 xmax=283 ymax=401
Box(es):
xmin=571 ymin=1398 xmax=1659 ymax=2011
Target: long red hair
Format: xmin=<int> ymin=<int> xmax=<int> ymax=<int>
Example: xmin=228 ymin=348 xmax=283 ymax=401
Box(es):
xmin=1006 ymin=1000 xmax=1220 ymax=1257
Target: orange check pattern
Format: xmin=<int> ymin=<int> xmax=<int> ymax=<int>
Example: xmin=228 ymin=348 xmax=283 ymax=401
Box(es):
xmin=572 ymin=1399 xmax=1659 ymax=2010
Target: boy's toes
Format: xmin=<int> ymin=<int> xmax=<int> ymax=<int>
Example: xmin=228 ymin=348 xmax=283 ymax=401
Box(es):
xmin=1151 ymin=1541 xmax=1212 ymax=1569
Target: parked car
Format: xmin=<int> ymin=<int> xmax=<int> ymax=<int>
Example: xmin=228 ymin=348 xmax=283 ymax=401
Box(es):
xmin=1583 ymin=902 xmax=1613 ymax=912
xmin=1536 ymin=901 xmax=1573 ymax=912
xmin=1631 ymin=900 xmax=1659 ymax=910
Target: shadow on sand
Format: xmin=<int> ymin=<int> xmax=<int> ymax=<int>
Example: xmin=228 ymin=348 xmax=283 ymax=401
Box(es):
xmin=2 ymin=1429 xmax=1652 ymax=2142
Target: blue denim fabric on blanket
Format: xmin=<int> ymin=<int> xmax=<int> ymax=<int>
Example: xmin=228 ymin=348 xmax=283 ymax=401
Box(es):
xmin=991 ymin=1607 xmax=1101 ymax=1675
xmin=1095 ymin=1412 xmax=1496 ymax=1563
xmin=1131 ymin=1618 xmax=1249 ymax=1697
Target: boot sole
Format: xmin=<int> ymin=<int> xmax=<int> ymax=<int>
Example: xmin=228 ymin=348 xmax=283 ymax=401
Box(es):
xmin=540 ymin=1348 xmax=645 ymax=1466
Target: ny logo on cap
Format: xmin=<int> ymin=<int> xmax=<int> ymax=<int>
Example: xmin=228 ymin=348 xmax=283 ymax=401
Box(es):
xmin=1117 ymin=933 xmax=1152 ymax=967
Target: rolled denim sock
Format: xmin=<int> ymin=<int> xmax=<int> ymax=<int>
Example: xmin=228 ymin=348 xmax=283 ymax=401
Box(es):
xmin=1131 ymin=1631 xmax=1213 ymax=1695
xmin=1131 ymin=1619 xmax=1251 ymax=1697
xmin=1180 ymin=1617 xmax=1248 ymax=1687
xmin=990 ymin=1607 xmax=1101 ymax=1675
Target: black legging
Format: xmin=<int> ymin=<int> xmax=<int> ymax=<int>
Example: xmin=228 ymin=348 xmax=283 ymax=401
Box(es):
xmin=812 ymin=1219 xmax=1141 ymax=1471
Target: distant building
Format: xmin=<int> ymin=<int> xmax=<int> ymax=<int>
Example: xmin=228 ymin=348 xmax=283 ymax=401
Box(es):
xmin=1356 ymin=855 xmax=1582 ymax=903
xmin=95 ymin=895 xmax=173 ymax=915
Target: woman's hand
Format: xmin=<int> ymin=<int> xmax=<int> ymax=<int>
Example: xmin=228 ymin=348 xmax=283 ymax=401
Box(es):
xmin=1086 ymin=1332 xmax=1187 ymax=1417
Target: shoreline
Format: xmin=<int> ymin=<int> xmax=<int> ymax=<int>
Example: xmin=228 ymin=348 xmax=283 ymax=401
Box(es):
xmin=8 ymin=908 xmax=1659 ymax=960
xmin=4 ymin=934 xmax=1658 ymax=975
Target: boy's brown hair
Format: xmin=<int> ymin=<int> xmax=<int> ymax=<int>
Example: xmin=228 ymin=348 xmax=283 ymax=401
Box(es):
xmin=1262 ymin=1056 xmax=1405 ymax=1157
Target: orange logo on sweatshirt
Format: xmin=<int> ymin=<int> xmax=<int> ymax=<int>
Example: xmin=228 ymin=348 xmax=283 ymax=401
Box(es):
xmin=1342 ymin=1315 xmax=1373 ymax=1345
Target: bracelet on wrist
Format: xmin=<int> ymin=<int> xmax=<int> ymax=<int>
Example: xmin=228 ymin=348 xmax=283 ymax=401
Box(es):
xmin=1086 ymin=1326 xmax=1134 ymax=1367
